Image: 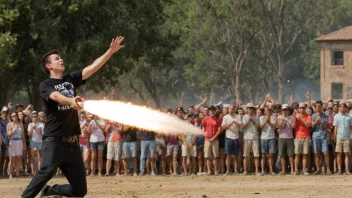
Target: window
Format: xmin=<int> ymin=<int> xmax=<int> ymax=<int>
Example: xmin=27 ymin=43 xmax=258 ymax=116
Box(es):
xmin=332 ymin=50 xmax=344 ymax=66
xmin=331 ymin=83 xmax=343 ymax=99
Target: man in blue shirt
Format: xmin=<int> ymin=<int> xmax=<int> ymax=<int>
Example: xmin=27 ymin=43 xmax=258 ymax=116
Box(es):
xmin=333 ymin=101 xmax=352 ymax=175
xmin=0 ymin=106 xmax=10 ymax=177
xmin=311 ymin=100 xmax=331 ymax=175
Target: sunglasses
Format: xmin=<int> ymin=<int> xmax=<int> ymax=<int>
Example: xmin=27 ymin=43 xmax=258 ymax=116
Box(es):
xmin=32 ymin=116 xmax=38 ymax=118
xmin=11 ymin=115 xmax=17 ymax=118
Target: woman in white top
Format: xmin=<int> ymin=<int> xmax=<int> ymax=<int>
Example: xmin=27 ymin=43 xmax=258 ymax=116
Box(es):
xmin=28 ymin=111 xmax=44 ymax=175
xmin=6 ymin=112 xmax=26 ymax=178
xmin=88 ymin=115 xmax=106 ymax=176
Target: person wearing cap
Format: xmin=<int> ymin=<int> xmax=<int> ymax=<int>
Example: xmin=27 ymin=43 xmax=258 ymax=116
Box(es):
xmin=181 ymin=113 xmax=197 ymax=175
xmin=277 ymin=104 xmax=296 ymax=175
xmin=28 ymin=111 xmax=45 ymax=175
xmin=202 ymin=105 xmax=222 ymax=176
xmin=259 ymin=107 xmax=278 ymax=175
xmin=242 ymin=103 xmax=261 ymax=176
xmin=22 ymin=36 xmax=124 ymax=197
xmin=221 ymin=105 xmax=242 ymax=175
xmin=333 ymin=101 xmax=352 ymax=175
xmin=104 ymin=122 xmax=123 ymax=176
xmin=0 ymin=106 xmax=10 ymax=177
xmin=311 ymin=100 xmax=331 ymax=175
xmin=294 ymin=103 xmax=312 ymax=176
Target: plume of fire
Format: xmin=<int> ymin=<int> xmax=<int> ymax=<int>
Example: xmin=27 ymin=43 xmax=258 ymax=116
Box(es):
xmin=82 ymin=100 xmax=206 ymax=136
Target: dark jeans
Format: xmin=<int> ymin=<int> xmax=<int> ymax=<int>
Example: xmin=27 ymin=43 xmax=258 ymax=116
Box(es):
xmin=21 ymin=137 xmax=87 ymax=198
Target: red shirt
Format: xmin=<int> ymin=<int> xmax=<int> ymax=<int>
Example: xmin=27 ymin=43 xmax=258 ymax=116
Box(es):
xmin=202 ymin=116 xmax=221 ymax=141
xmin=295 ymin=114 xmax=312 ymax=138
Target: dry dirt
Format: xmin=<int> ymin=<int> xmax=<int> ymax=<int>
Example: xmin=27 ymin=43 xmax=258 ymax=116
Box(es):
xmin=0 ymin=174 xmax=351 ymax=198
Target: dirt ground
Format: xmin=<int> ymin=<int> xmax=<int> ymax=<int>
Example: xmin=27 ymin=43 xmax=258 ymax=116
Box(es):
xmin=0 ymin=174 xmax=351 ymax=198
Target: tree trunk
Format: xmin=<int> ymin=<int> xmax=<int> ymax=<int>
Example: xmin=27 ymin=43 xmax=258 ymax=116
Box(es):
xmin=277 ymin=54 xmax=285 ymax=103
xmin=235 ymin=73 xmax=241 ymax=102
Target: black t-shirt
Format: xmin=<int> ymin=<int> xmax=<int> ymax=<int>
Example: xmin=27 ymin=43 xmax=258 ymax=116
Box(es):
xmin=39 ymin=70 xmax=86 ymax=138
xmin=123 ymin=128 xmax=137 ymax=142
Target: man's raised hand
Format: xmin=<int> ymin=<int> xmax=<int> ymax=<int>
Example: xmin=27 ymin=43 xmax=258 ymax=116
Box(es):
xmin=110 ymin=36 xmax=124 ymax=53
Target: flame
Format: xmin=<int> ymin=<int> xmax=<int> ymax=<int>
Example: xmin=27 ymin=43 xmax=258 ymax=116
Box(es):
xmin=82 ymin=100 xmax=205 ymax=136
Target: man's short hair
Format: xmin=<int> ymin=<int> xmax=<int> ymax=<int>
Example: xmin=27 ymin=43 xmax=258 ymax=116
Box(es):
xmin=209 ymin=105 xmax=216 ymax=111
xmin=41 ymin=50 xmax=60 ymax=75
xmin=316 ymin=100 xmax=323 ymax=106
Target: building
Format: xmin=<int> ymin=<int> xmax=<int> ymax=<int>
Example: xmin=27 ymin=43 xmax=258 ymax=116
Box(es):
xmin=316 ymin=26 xmax=352 ymax=101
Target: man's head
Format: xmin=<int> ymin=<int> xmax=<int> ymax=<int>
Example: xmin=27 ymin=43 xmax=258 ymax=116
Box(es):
xmin=202 ymin=106 xmax=209 ymax=116
xmin=41 ymin=50 xmax=64 ymax=76
xmin=274 ymin=104 xmax=282 ymax=114
xmin=31 ymin=111 xmax=38 ymax=122
xmin=222 ymin=107 xmax=228 ymax=115
xmin=264 ymin=107 xmax=272 ymax=116
xmin=282 ymin=104 xmax=289 ymax=116
xmin=209 ymin=105 xmax=216 ymax=117
xmin=299 ymin=103 xmax=306 ymax=115
xmin=38 ymin=111 xmax=46 ymax=122
xmin=188 ymin=106 xmax=195 ymax=114
xmin=1 ymin=106 xmax=8 ymax=119
xmin=339 ymin=101 xmax=347 ymax=114
xmin=16 ymin=104 xmax=24 ymax=112
xmin=315 ymin=100 xmax=323 ymax=113
xmin=228 ymin=105 xmax=235 ymax=114
xmin=18 ymin=111 xmax=24 ymax=121
xmin=176 ymin=107 xmax=185 ymax=118
xmin=246 ymin=103 xmax=255 ymax=115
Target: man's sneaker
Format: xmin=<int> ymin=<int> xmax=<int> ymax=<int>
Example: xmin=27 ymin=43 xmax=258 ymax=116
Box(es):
xmin=293 ymin=171 xmax=300 ymax=175
xmin=256 ymin=172 xmax=264 ymax=176
xmin=345 ymin=170 xmax=352 ymax=175
xmin=242 ymin=171 xmax=249 ymax=175
xmin=225 ymin=171 xmax=230 ymax=176
xmin=335 ymin=170 xmax=342 ymax=175
xmin=313 ymin=170 xmax=322 ymax=175
xmin=151 ymin=171 xmax=156 ymax=176
xmin=303 ymin=171 xmax=310 ymax=176
xmin=270 ymin=171 xmax=276 ymax=176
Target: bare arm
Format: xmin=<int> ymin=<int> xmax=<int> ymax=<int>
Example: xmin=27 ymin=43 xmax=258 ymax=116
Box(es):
xmin=82 ymin=36 xmax=124 ymax=80
xmin=194 ymin=96 xmax=208 ymax=111
xmin=49 ymin=92 xmax=81 ymax=110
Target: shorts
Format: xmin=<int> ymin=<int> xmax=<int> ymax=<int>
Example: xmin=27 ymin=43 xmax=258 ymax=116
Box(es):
xmin=294 ymin=138 xmax=310 ymax=155
xmin=243 ymin=139 xmax=260 ymax=157
xmin=90 ymin=141 xmax=105 ymax=149
xmin=156 ymin=138 xmax=166 ymax=156
xmin=278 ymin=138 xmax=294 ymax=156
xmin=166 ymin=144 xmax=179 ymax=156
xmin=107 ymin=141 xmax=122 ymax=161
xmin=182 ymin=145 xmax=197 ymax=157
xmin=30 ymin=141 xmax=43 ymax=151
xmin=140 ymin=139 xmax=156 ymax=159
xmin=312 ymin=137 xmax=328 ymax=153
xmin=260 ymin=139 xmax=276 ymax=154
xmin=204 ymin=140 xmax=219 ymax=158
xmin=224 ymin=138 xmax=240 ymax=155
xmin=8 ymin=140 xmax=23 ymax=157
xmin=80 ymin=144 xmax=89 ymax=152
xmin=122 ymin=142 xmax=137 ymax=158
xmin=196 ymin=137 xmax=205 ymax=148
xmin=336 ymin=139 xmax=350 ymax=153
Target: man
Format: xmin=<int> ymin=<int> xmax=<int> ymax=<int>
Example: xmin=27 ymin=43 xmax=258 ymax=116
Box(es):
xmin=294 ymin=103 xmax=312 ymax=176
xmin=202 ymin=106 xmax=210 ymax=117
xmin=242 ymin=103 xmax=261 ymax=175
xmin=333 ymin=101 xmax=352 ymax=175
xmin=311 ymin=100 xmax=331 ymax=175
xmin=122 ymin=126 xmax=138 ymax=176
xmin=202 ymin=105 xmax=222 ymax=175
xmin=221 ymin=105 xmax=241 ymax=175
xmin=21 ymin=36 xmax=124 ymax=197
xmin=140 ymin=130 xmax=156 ymax=176
xmin=259 ymin=107 xmax=277 ymax=175
xmin=277 ymin=104 xmax=296 ymax=175
xmin=181 ymin=114 xmax=197 ymax=175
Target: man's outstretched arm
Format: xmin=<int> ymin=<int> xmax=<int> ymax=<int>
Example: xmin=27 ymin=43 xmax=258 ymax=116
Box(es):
xmin=82 ymin=36 xmax=124 ymax=80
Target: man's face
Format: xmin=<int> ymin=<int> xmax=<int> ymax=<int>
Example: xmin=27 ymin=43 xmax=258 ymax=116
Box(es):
xmin=238 ymin=109 xmax=244 ymax=115
xmin=339 ymin=104 xmax=346 ymax=114
xmin=315 ymin=103 xmax=323 ymax=112
xmin=188 ymin=107 xmax=194 ymax=114
xmin=247 ymin=108 xmax=254 ymax=115
xmin=177 ymin=111 xmax=184 ymax=118
xmin=1 ymin=112 xmax=7 ymax=119
xmin=299 ymin=106 xmax=306 ymax=114
xmin=17 ymin=107 xmax=24 ymax=112
xmin=209 ymin=110 xmax=215 ymax=117
xmin=47 ymin=54 xmax=65 ymax=73
xmin=228 ymin=106 xmax=235 ymax=114
xmin=256 ymin=109 xmax=262 ymax=116
xmin=333 ymin=105 xmax=338 ymax=113
xmin=222 ymin=108 xmax=228 ymax=115
xmin=264 ymin=108 xmax=271 ymax=116
xmin=282 ymin=108 xmax=289 ymax=116
xmin=203 ymin=108 xmax=209 ymax=115
xmin=80 ymin=113 xmax=86 ymax=119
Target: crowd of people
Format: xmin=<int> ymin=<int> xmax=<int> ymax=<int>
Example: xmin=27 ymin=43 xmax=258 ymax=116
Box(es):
xmin=1 ymin=92 xmax=352 ymax=178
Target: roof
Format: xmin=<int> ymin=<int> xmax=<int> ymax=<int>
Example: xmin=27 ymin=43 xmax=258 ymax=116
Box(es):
xmin=315 ymin=26 xmax=352 ymax=41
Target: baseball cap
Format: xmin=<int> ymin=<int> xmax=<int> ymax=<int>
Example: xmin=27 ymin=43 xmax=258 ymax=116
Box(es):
xmin=16 ymin=104 xmax=24 ymax=108
xmin=282 ymin=104 xmax=289 ymax=109
xmin=176 ymin=107 xmax=184 ymax=112
xmin=1 ymin=106 xmax=8 ymax=113
xmin=275 ymin=104 xmax=282 ymax=108
xmin=246 ymin=103 xmax=255 ymax=108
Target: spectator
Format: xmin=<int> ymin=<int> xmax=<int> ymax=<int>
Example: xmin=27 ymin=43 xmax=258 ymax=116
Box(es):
xmin=28 ymin=111 xmax=44 ymax=175
xmin=181 ymin=114 xmax=197 ymax=176
xmin=6 ymin=112 xmax=26 ymax=178
xmin=88 ymin=115 xmax=106 ymax=176
xmin=122 ymin=126 xmax=138 ymax=176
xmin=139 ymin=130 xmax=156 ymax=176
xmin=79 ymin=112 xmax=91 ymax=175
xmin=105 ymin=122 xmax=123 ymax=176
xmin=0 ymin=106 xmax=10 ymax=177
